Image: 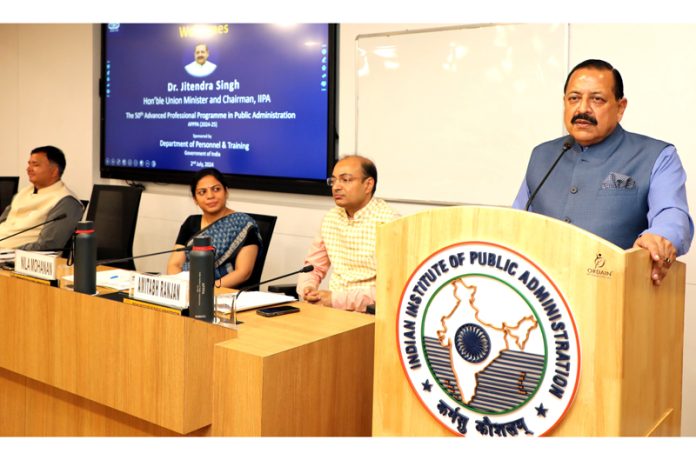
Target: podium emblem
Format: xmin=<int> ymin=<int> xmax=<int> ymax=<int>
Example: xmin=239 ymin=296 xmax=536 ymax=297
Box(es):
xmin=396 ymin=242 xmax=580 ymax=437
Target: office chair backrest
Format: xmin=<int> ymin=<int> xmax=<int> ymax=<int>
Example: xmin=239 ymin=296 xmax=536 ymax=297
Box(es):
xmin=86 ymin=185 xmax=143 ymax=270
xmin=0 ymin=176 xmax=19 ymax=214
xmin=61 ymin=199 xmax=90 ymax=258
xmin=238 ymin=212 xmax=277 ymax=289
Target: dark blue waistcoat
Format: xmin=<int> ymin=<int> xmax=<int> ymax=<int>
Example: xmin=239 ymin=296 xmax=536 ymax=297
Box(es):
xmin=525 ymin=125 xmax=669 ymax=249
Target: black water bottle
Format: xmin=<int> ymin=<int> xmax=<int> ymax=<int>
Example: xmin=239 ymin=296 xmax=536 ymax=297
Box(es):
xmin=189 ymin=236 xmax=214 ymax=321
xmin=74 ymin=220 xmax=96 ymax=295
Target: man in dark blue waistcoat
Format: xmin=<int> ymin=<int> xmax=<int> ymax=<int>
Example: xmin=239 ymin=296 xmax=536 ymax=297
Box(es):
xmin=513 ymin=59 xmax=693 ymax=285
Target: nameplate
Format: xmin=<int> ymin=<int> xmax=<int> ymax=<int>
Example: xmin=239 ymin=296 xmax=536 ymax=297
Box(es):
xmin=132 ymin=273 xmax=188 ymax=309
xmin=13 ymin=250 xmax=58 ymax=281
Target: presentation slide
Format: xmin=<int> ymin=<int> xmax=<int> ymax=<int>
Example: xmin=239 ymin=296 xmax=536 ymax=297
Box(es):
xmin=103 ymin=23 xmax=331 ymax=181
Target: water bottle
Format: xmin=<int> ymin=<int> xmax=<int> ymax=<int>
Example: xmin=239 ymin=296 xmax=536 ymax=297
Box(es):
xmin=74 ymin=220 xmax=96 ymax=295
xmin=189 ymin=236 xmax=214 ymax=321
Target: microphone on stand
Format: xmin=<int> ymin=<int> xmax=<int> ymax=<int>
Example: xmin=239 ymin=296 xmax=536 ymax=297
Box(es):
xmin=228 ymin=265 xmax=314 ymax=320
xmin=95 ymin=246 xmax=190 ymax=267
xmin=237 ymin=264 xmax=314 ymax=294
xmin=0 ymin=213 xmax=67 ymax=244
xmin=70 ymin=245 xmax=191 ymax=297
xmin=525 ymin=138 xmax=574 ymax=211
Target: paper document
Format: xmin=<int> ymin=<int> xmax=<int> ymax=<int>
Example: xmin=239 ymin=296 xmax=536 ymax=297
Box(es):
xmin=215 ymin=291 xmax=297 ymax=313
xmin=62 ymin=269 xmax=134 ymax=290
xmin=96 ymin=269 xmax=135 ymax=290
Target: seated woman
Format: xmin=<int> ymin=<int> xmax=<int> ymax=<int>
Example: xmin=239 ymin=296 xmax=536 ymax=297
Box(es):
xmin=166 ymin=168 xmax=261 ymax=288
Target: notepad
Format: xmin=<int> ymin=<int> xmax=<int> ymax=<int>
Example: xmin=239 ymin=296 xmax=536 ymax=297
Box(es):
xmin=215 ymin=291 xmax=297 ymax=313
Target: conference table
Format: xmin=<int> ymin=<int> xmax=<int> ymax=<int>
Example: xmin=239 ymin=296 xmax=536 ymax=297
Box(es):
xmin=0 ymin=268 xmax=375 ymax=436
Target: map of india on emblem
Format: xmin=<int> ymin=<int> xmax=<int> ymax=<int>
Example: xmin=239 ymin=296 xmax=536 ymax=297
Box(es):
xmin=397 ymin=242 xmax=580 ymax=437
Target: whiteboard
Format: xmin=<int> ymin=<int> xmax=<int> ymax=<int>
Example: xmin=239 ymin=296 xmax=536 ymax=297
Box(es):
xmin=355 ymin=24 xmax=569 ymax=205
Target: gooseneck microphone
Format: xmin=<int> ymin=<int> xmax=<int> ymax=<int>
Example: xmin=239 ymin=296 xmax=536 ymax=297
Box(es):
xmin=236 ymin=264 xmax=314 ymax=295
xmin=95 ymin=246 xmax=190 ymax=267
xmin=525 ymin=139 xmax=574 ymax=211
xmin=0 ymin=213 xmax=67 ymax=244
xmin=227 ymin=264 xmax=314 ymax=319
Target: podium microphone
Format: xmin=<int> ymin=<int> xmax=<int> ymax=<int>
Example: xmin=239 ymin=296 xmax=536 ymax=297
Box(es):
xmin=0 ymin=213 xmax=67 ymax=244
xmin=525 ymin=139 xmax=574 ymax=211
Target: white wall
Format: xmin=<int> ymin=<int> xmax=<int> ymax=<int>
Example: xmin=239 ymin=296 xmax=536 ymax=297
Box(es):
xmin=0 ymin=23 xmax=694 ymax=435
xmin=354 ymin=24 xmax=569 ymax=205
xmin=568 ymin=24 xmax=696 ymax=435
xmin=0 ymin=24 xmax=97 ymax=200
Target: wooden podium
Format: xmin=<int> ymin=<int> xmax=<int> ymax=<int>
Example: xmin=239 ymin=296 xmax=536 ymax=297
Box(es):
xmin=373 ymin=206 xmax=685 ymax=437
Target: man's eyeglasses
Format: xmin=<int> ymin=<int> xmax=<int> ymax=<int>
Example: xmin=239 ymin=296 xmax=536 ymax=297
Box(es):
xmin=195 ymin=184 xmax=225 ymax=196
xmin=326 ymin=175 xmax=367 ymax=187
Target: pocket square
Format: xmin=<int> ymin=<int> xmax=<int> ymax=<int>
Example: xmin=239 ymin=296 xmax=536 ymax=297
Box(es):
xmin=601 ymin=172 xmax=636 ymax=190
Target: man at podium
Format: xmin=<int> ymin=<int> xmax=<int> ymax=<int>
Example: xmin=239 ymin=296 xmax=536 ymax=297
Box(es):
xmin=297 ymin=155 xmax=399 ymax=312
xmin=513 ymin=59 xmax=693 ymax=285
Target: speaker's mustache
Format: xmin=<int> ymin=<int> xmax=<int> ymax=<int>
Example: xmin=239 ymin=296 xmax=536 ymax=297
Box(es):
xmin=571 ymin=113 xmax=598 ymax=125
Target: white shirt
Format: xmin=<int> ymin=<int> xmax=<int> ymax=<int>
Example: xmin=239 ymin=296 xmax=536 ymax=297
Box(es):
xmin=185 ymin=60 xmax=217 ymax=78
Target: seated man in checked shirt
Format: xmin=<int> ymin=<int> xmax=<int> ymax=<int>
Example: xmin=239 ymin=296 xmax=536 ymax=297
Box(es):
xmin=296 ymin=155 xmax=399 ymax=312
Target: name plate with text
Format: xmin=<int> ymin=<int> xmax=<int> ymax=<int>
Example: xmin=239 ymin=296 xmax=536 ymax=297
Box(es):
xmin=14 ymin=250 xmax=58 ymax=281
xmin=132 ymin=273 xmax=188 ymax=309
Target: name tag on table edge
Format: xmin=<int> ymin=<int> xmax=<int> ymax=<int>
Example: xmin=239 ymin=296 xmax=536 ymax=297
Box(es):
xmin=14 ymin=250 xmax=58 ymax=281
xmin=132 ymin=273 xmax=188 ymax=309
